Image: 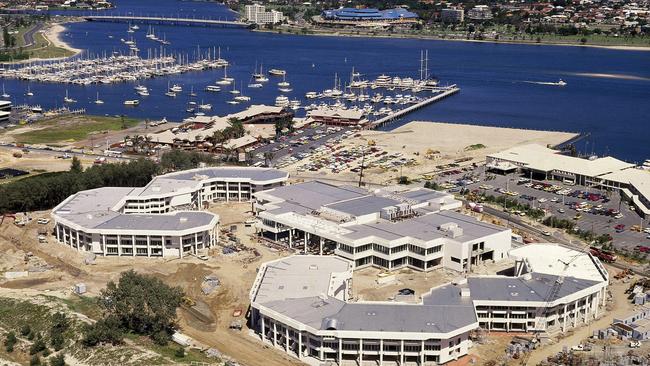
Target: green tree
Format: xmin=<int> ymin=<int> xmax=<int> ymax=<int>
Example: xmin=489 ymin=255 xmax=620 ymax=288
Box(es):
xmin=30 ymin=355 xmax=41 ymax=366
xmin=89 ymin=271 xmax=183 ymax=344
xmin=70 ymin=156 xmax=82 ymax=174
xmin=21 ymin=324 xmax=32 ymax=337
xmin=175 ymin=346 xmax=185 ymax=358
xmin=82 ymin=316 xmax=124 ymax=347
xmin=49 ymin=354 xmax=66 ymax=366
xmin=30 ymin=336 xmax=47 ymax=355
xmin=4 ymin=331 xmax=17 ymax=352
xmin=50 ymin=312 xmax=69 ymax=351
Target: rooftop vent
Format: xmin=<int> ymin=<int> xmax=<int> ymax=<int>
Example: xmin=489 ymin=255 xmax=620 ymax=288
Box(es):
xmin=510 ymin=292 xmax=519 ymax=297
xmin=324 ymin=318 xmax=338 ymax=330
xmin=522 ymin=273 xmax=533 ymax=281
xmin=309 ymin=265 xmax=319 ymax=270
xmin=460 ymin=288 xmax=471 ymax=297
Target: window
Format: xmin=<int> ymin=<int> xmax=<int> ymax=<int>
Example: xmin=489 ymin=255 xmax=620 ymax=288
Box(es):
xmin=373 ymin=243 xmax=389 ymax=255
xmin=451 ymin=257 xmax=461 ymax=263
xmin=427 ymin=245 xmax=442 ymax=254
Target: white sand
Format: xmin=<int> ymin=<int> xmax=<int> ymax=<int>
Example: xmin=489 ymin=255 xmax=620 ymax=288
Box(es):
xmin=43 ymin=23 xmax=82 ymax=54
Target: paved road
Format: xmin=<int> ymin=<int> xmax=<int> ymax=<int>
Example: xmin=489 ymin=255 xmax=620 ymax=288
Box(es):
xmin=0 ymin=144 xmax=133 ymax=163
xmin=21 ymin=22 xmax=43 ymax=47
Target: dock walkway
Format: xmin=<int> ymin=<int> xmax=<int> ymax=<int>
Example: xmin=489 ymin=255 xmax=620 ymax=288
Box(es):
xmin=368 ymin=86 xmax=460 ymax=129
xmin=84 ymin=15 xmax=249 ymax=28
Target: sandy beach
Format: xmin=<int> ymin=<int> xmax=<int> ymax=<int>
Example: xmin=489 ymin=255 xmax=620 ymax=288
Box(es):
xmin=43 ymin=22 xmax=82 ymax=55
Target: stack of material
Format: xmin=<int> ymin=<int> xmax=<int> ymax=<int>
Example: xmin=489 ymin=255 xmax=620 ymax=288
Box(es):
xmin=201 ymin=275 xmax=220 ymax=295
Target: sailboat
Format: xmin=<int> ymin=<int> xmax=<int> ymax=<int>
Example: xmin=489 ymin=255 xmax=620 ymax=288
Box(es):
xmin=234 ymin=82 xmax=251 ymax=102
xmin=26 ymin=85 xmax=34 ymax=97
xmin=229 ymin=79 xmax=240 ymax=95
xmin=278 ymin=74 xmax=290 ymax=88
xmin=94 ymin=92 xmax=104 ymax=104
xmin=63 ymin=90 xmax=76 ymax=103
xmin=1 ymin=84 xmax=10 ymax=98
xmin=216 ymin=65 xmax=233 ymax=85
xmin=189 ymin=86 xmax=197 ymax=97
xmin=254 ymin=62 xmax=269 ymax=82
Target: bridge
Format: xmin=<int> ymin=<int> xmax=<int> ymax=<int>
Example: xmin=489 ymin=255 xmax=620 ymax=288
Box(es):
xmin=84 ymin=15 xmax=250 ymax=28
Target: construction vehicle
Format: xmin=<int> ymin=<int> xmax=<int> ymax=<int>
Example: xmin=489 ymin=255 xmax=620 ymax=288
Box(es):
xmin=367 ymin=140 xmax=376 ymax=146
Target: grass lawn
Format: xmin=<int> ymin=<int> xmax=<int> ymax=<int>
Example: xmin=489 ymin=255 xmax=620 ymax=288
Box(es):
xmin=13 ymin=115 xmax=140 ymax=144
xmin=28 ymin=30 xmax=76 ymax=59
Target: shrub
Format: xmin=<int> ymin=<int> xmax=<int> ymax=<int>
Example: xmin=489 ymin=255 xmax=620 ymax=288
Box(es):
xmin=30 ymin=355 xmax=41 ymax=366
xmin=49 ymin=354 xmax=66 ymax=366
xmin=30 ymin=336 xmax=47 ymax=355
xmin=21 ymin=325 xmax=32 ymax=337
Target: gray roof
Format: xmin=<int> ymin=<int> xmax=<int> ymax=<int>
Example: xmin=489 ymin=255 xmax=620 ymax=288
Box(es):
xmin=343 ymin=210 xmax=504 ymax=243
xmin=265 ymin=181 xmax=367 ymax=211
xmin=264 ymin=296 xmax=476 ymax=334
xmin=161 ymin=166 xmax=287 ymax=182
xmin=326 ymin=195 xmax=401 ymax=217
xmin=423 ymin=273 xmax=601 ymax=305
xmin=95 ymin=211 xmax=216 ymax=231
xmin=399 ymin=188 xmax=450 ymax=203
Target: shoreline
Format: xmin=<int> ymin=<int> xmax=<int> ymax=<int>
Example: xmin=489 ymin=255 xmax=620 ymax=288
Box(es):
xmin=254 ymin=27 xmax=650 ymax=52
xmin=5 ymin=22 xmax=82 ymax=64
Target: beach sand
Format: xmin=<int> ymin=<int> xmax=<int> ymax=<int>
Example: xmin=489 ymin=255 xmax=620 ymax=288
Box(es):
xmin=43 ymin=22 xmax=82 ymax=55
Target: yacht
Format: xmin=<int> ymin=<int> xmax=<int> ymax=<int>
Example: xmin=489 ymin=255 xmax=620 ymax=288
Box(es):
xmin=234 ymin=94 xmax=251 ymax=102
xmin=229 ymin=80 xmax=240 ymax=95
xmin=170 ymin=84 xmax=182 ymax=93
xmin=268 ymin=68 xmax=286 ymax=76
xmin=253 ymin=63 xmax=269 ymax=82
xmin=137 ymin=89 xmax=150 ymax=96
xmin=124 ymin=99 xmax=139 ymax=106
xmin=1 ymin=84 xmax=9 ymax=98
xmin=216 ymin=65 xmax=233 ymax=85
xmin=31 ymin=105 xmax=43 ymax=113
xmin=165 ymin=91 xmax=177 ymax=97
xmin=275 ymin=95 xmax=289 ymax=108
xmin=198 ymin=102 xmax=212 ymax=111
xmin=305 ymin=91 xmax=318 ymax=99
xmin=289 ymin=99 xmax=301 ymax=110
xmin=553 ymin=79 xmax=567 ymax=86
xmin=189 ymin=86 xmax=197 ymax=97
xmin=248 ymin=82 xmax=263 ymax=88
xmin=26 ymin=85 xmax=34 ymax=97
xmin=94 ymin=92 xmax=104 ymax=104
xmin=278 ymin=87 xmax=293 ymax=93
xmin=226 ymin=100 xmax=240 ymax=105
xmin=205 ymin=85 xmax=221 ymax=92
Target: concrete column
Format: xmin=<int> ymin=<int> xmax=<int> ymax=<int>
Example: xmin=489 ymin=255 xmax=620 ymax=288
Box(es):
xmin=179 ymin=237 xmax=184 ymax=259
xmin=320 ymin=237 xmax=323 ymax=255
xmin=400 ymin=340 xmax=404 ymax=365
xmin=146 ymin=235 xmax=151 ymax=257
xmin=563 ymin=304 xmax=568 ymax=332
xmin=226 ymin=182 xmax=230 ymax=202
xmin=298 ymin=331 xmax=302 ymax=358
xmin=273 ymin=322 xmax=277 ymax=346
xmin=117 ymin=234 xmax=122 ymax=256
xmin=421 ymin=340 xmax=425 ymax=366
xmin=194 ymin=232 xmax=198 ymax=254
xmin=55 ymin=225 xmax=60 ymax=242
xmin=380 ymin=339 xmax=384 ymax=365
xmin=102 ymin=235 xmax=106 ymax=257
xmin=338 ymin=338 xmax=342 ymax=365
xmin=305 ymin=232 xmax=309 ymax=254
xmin=76 ymin=231 xmax=80 ymax=251
xmin=132 ymin=235 xmax=136 ymax=257
xmin=238 ymin=182 xmax=242 ymax=201
xmin=261 ymin=316 xmax=266 ymax=342
xmin=289 ymin=229 xmax=293 ymax=248
xmin=359 ymin=338 xmax=363 ymax=365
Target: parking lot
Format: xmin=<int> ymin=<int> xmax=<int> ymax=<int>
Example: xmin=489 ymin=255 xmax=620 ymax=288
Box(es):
xmin=432 ymin=165 xmax=650 ymax=253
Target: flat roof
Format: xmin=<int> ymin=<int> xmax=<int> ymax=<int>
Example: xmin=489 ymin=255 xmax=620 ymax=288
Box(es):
xmin=488 ymin=144 xmax=634 ymax=178
xmin=600 ymin=168 xmax=650 ymax=201
xmin=509 ymin=243 xmax=607 ymax=282
xmin=255 ymin=255 xmax=476 ymax=334
xmin=263 ymin=181 xmax=367 ymax=210
xmin=95 ymin=211 xmax=216 ymax=231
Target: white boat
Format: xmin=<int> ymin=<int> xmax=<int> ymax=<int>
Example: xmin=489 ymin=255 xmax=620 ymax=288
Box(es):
xmin=305 ymin=91 xmax=318 ymax=99
xmin=63 ymin=90 xmax=76 ymax=103
xmin=289 ymin=99 xmax=301 ymax=110
xmin=1 ymin=84 xmax=9 ymax=98
xmin=94 ymin=92 xmax=104 ymax=104
xmin=189 ymin=86 xmax=197 ymax=97
xmin=253 ymin=63 xmax=269 ymax=82
xmin=226 ymin=100 xmax=240 ymax=105
xmin=170 ymin=84 xmax=182 ymax=92
xmin=216 ymin=65 xmax=234 ymax=85
xmin=137 ymin=90 xmax=150 ymax=96
xmin=31 ymin=105 xmax=43 ymax=113
xmin=275 ymin=95 xmax=289 ymax=108
xmin=134 ymin=85 xmax=147 ymax=92
xmin=278 ymin=87 xmax=293 ymax=93
xmin=229 ymin=80 xmax=240 ymax=95
xmin=198 ymin=102 xmax=212 ymax=111
xmin=234 ymin=95 xmax=251 ymax=102
xmin=278 ymin=74 xmax=290 ymax=88
xmin=26 ymin=85 xmax=34 ymax=97
xmin=205 ymin=85 xmax=221 ymax=92
xmin=131 ymin=24 xmax=139 ymax=30
xmin=268 ymin=68 xmax=286 ymax=76
xmin=248 ymin=83 xmax=263 ymax=88
xmin=124 ymin=99 xmax=139 ymax=106
xmin=165 ymin=91 xmax=177 ymax=97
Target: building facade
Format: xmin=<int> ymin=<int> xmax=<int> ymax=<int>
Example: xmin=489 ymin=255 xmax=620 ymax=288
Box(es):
xmin=249 ymin=244 xmax=608 ymax=365
xmin=245 ymin=3 xmax=284 ymax=24
xmin=254 ymin=181 xmax=511 ymax=273
xmin=440 ymin=8 xmax=464 ymax=23
xmin=51 ymin=167 xmax=288 ymax=257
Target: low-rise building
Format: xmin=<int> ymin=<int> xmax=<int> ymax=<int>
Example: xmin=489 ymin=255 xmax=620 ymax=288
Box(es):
xmin=486 ymin=144 xmax=650 ymax=217
xmin=254 ymin=181 xmax=511 ymax=272
xmin=52 ymin=167 xmax=288 ymax=257
xmin=249 ymin=243 xmax=608 ymax=365
xmin=612 ymin=307 xmax=650 ymax=340
xmin=467 ymin=5 xmax=493 ymax=20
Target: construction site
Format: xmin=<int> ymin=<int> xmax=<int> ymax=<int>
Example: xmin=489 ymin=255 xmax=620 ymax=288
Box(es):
xmin=1 ymin=183 xmax=649 ymax=365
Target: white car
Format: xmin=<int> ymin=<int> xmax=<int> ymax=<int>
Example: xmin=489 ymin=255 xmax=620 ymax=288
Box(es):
xmin=630 ymin=340 xmax=641 ymax=348
xmin=542 ymin=231 xmax=552 ymax=236
xmin=538 ymin=198 xmax=548 ymax=203
xmin=37 ymin=218 xmax=50 ymax=225
xmin=643 ymin=228 xmax=650 ymax=234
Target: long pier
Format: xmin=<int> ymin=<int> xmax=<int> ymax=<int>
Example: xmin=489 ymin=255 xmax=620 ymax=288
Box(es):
xmin=84 ymin=15 xmax=249 ymax=28
xmin=369 ymin=86 xmax=460 ymax=129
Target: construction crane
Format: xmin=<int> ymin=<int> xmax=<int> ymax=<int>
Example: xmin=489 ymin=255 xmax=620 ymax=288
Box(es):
xmin=519 ymin=252 xmax=584 ymax=365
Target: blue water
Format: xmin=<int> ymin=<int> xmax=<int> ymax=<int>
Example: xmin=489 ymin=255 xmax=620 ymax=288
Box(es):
xmin=2 ymin=0 xmax=650 ymax=163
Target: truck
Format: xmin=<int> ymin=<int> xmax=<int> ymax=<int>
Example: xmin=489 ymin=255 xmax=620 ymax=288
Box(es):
xmin=590 ymin=246 xmax=617 ymax=263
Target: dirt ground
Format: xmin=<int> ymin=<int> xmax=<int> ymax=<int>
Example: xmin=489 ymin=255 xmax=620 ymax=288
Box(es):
xmin=0 ymin=202 xmax=305 ymax=366
xmin=287 ymin=121 xmax=577 ymax=186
